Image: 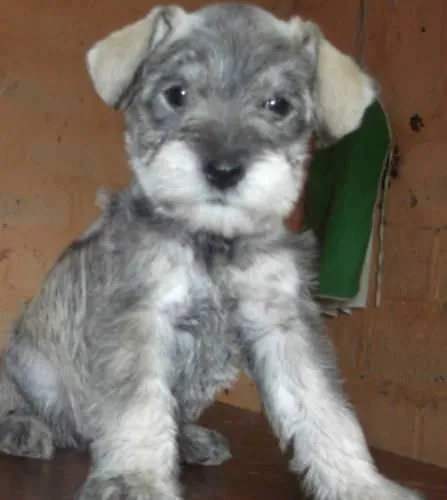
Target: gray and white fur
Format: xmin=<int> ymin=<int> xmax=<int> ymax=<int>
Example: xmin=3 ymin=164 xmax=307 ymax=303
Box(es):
xmin=0 ymin=4 xmax=423 ymax=500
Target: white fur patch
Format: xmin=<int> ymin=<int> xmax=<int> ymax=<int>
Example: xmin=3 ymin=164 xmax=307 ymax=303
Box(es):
xmin=230 ymin=150 xmax=305 ymax=219
xmin=134 ymin=140 xmax=208 ymax=206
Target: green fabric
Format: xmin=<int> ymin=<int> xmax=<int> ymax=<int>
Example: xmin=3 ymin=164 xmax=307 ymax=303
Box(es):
xmin=303 ymin=100 xmax=391 ymax=300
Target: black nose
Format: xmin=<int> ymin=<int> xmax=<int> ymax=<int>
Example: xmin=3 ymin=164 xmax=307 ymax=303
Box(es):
xmin=203 ymin=161 xmax=245 ymax=189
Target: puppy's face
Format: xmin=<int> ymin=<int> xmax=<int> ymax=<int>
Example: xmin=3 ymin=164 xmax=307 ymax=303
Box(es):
xmin=87 ymin=4 xmax=376 ymax=236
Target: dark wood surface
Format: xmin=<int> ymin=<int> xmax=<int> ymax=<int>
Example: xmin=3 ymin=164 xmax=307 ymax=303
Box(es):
xmin=0 ymin=403 xmax=445 ymax=499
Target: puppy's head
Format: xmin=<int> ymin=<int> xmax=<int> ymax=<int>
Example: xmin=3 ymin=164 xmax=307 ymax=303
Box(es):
xmin=87 ymin=3 xmax=376 ymax=237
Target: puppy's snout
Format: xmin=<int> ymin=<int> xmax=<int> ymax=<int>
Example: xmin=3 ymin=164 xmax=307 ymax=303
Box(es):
xmin=203 ymin=160 xmax=245 ymax=190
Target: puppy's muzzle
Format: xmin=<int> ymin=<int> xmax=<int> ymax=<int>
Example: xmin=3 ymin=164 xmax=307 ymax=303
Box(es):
xmin=203 ymin=160 xmax=245 ymax=190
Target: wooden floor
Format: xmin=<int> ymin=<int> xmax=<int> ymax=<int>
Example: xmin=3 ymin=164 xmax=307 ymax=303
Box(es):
xmin=0 ymin=403 xmax=445 ymax=499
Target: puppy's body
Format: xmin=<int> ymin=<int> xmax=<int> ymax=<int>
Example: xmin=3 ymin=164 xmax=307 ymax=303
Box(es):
xmin=0 ymin=4 xmax=423 ymax=499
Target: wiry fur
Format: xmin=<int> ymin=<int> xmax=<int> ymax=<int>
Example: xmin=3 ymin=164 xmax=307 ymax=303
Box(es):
xmin=0 ymin=4 xmax=423 ymax=500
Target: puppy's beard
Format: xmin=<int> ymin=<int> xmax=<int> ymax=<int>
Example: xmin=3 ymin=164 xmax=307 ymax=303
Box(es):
xmin=132 ymin=140 xmax=209 ymax=206
xmin=130 ymin=140 xmax=305 ymax=237
xmin=172 ymin=204 xmax=273 ymax=237
xmin=228 ymin=150 xmax=307 ymax=220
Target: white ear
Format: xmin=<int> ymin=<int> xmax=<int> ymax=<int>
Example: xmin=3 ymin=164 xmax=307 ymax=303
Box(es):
xmin=86 ymin=6 xmax=187 ymax=108
xmin=291 ymin=17 xmax=377 ymax=141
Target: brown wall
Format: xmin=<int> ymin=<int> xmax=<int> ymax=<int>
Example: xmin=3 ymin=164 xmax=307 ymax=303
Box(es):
xmin=1 ymin=0 xmax=447 ymax=467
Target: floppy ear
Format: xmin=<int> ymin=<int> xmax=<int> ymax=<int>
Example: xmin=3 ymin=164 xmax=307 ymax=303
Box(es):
xmin=291 ymin=17 xmax=377 ymax=142
xmin=86 ymin=5 xmax=187 ymax=108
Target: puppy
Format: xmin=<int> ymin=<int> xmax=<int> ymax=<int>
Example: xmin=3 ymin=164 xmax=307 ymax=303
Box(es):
xmin=0 ymin=4 xmax=423 ymax=499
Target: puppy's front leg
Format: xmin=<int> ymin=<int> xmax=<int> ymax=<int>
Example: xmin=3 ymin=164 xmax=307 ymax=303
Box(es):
xmin=237 ymin=249 xmax=423 ymax=500
xmin=76 ymin=313 xmax=181 ymax=500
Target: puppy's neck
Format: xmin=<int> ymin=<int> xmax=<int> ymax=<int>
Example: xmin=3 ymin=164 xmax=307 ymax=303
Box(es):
xmin=191 ymin=231 xmax=235 ymax=270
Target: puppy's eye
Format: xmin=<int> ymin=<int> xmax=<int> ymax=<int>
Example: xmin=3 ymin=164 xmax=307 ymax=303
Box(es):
xmin=264 ymin=96 xmax=291 ymax=117
xmin=163 ymin=85 xmax=188 ymax=108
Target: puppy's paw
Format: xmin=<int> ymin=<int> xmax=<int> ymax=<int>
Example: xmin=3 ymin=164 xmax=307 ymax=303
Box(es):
xmin=339 ymin=477 xmax=425 ymax=500
xmin=0 ymin=415 xmax=54 ymax=460
xmin=179 ymin=424 xmax=232 ymax=466
xmin=75 ymin=475 xmax=181 ymax=500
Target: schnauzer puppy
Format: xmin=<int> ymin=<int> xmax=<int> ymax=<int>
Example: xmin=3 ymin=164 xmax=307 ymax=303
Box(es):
xmin=0 ymin=4 xmax=424 ymax=500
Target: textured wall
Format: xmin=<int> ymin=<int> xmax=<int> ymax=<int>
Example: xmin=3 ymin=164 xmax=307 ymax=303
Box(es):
xmin=1 ymin=0 xmax=446 ymax=467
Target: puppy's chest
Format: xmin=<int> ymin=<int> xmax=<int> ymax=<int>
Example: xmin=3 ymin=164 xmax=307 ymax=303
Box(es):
xmin=174 ymin=265 xmax=236 ymax=346
xmin=175 ymin=282 xmax=235 ymax=341
xmin=171 ymin=284 xmax=239 ymax=400
xmin=171 ymin=236 xmax=240 ymax=371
